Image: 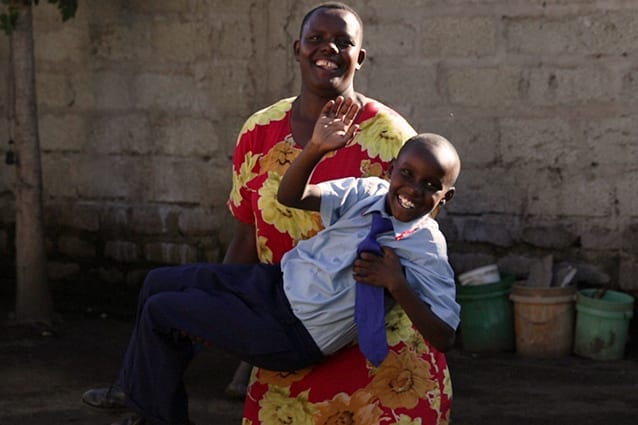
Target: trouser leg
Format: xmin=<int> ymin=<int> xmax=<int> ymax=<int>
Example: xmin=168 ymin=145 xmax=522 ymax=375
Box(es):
xmin=118 ymin=263 xmax=323 ymax=425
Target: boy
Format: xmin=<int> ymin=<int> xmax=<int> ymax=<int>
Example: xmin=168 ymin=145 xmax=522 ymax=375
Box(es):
xmin=89 ymin=97 xmax=460 ymax=425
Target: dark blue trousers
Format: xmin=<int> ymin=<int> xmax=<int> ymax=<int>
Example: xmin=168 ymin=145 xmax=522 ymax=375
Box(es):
xmin=117 ymin=263 xmax=323 ymax=425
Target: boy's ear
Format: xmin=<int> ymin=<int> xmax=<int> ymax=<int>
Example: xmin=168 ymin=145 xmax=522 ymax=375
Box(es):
xmin=443 ymin=187 xmax=455 ymax=203
xmin=356 ymin=48 xmax=366 ymax=70
xmin=385 ymin=160 xmax=395 ymax=181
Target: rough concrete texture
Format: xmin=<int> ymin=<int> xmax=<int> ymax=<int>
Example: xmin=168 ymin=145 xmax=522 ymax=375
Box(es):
xmin=1 ymin=1 xmax=637 ymax=303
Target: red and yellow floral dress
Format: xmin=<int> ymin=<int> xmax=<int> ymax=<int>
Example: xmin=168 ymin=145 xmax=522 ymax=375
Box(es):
xmin=228 ymin=97 xmax=453 ymax=425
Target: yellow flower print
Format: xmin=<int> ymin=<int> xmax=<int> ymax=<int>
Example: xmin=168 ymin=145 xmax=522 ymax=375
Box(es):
xmin=242 ymin=419 xmax=253 ymax=425
xmin=392 ymin=414 xmax=421 ymax=425
xmin=257 ymin=367 xmax=312 ymax=387
xmin=359 ymin=160 xmax=385 ymax=179
xmin=259 ymin=172 xmax=323 ymax=241
xmin=238 ymin=97 xmax=294 ymax=138
xmin=259 ymin=140 xmax=301 ymax=176
xmin=442 ymin=364 xmax=452 ymax=401
xmin=356 ymin=112 xmax=416 ymax=162
xmin=314 ymin=390 xmax=383 ymax=425
xmin=385 ymin=305 xmax=417 ymax=347
xmin=230 ymin=151 xmax=260 ymax=207
xmin=258 ymin=387 xmax=317 ymax=425
xmin=257 ymin=235 xmax=274 ymax=264
xmin=367 ymin=349 xmax=437 ymax=410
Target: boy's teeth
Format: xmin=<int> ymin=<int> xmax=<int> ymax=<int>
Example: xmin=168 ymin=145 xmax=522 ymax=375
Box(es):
xmin=398 ymin=195 xmax=414 ymax=209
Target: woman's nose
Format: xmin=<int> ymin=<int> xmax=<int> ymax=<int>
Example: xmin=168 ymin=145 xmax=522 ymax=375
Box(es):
xmin=321 ymin=39 xmax=339 ymax=54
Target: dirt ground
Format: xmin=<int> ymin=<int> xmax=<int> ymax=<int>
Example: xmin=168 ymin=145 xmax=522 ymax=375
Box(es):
xmin=1 ymin=293 xmax=637 ymax=425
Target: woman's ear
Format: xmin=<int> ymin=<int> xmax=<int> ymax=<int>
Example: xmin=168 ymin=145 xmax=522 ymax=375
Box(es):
xmin=293 ymin=40 xmax=300 ymax=62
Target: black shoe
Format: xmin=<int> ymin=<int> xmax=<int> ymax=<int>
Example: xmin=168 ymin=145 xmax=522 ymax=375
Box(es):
xmin=81 ymin=384 xmax=127 ymax=412
xmin=111 ymin=413 xmax=145 ymax=425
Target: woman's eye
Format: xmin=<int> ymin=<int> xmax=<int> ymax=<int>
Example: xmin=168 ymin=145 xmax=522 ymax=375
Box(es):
xmin=336 ymin=39 xmax=354 ymax=48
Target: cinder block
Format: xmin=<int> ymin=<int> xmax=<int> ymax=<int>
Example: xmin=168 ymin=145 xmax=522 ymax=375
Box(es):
xmin=134 ymin=73 xmax=210 ymax=113
xmin=500 ymin=117 xmax=574 ymax=165
xmin=40 ymin=114 xmax=87 ymax=152
xmin=461 ymin=216 xmax=516 ymax=247
xmin=447 ymin=66 xmax=523 ymax=106
xmin=144 ymin=242 xmax=198 ymax=265
xmin=365 ymin=23 xmax=416 ymax=58
xmin=88 ymin=114 xmax=151 ymax=155
xmin=46 ymin=201 xmax=100 ymax=232
xmin=506 ymin=12 xmax=638 ymax=56
xmin=58 ymin=235 xmax=96 ymax=258
xmin=583 ymin=116 xmax=638 ymax=166
xmin=156 ymin=117 xmax=220 ymax=157
xmin=178 ymin=207 xmax=221 ymax=235
xmin=521 ymin=223 xmax=579 ymax=249
xmin=421 ymin=17 xmax=497 ymax=58
xmin=617 ymin=169 xmax=638 ymax=217
xmin=527 ymin=166 xmax=613 ymax=217
xmin=36 ymin=73 xmax=75 ymax=108
xmin=131 ymin=205 xmax=179 ymax=235
xmin=451 ymin=167 xmax=525 ymax=215
xmin=148 ymin=157 xmax=229 ymax=206
xmin=150 ymin=22 xmax=210 ymax=63
xmin=580 ymin=218 xmax=622 ymax=251
xmin=528 ymin=66 xmax=618 ymax=105
xmin=366 ymin=59 xmax=440 ymax=114
xmin=619 ymin=253 xmax=638 ymax=291
xmin=105 ymin=240 xmax=140 ymax=263
xmin=34 ymin=27 xmax=86 ymax=63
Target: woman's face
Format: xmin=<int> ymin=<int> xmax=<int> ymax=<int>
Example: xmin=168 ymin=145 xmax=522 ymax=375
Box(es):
xmin=294 ymin=8 xmax=365 ymax=98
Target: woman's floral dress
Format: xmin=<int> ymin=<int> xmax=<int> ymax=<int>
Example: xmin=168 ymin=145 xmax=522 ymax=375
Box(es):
xmin=228 ymin=97 xmax=453 ymax=425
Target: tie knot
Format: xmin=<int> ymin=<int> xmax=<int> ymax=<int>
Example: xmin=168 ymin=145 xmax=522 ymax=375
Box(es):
xmin=369 ymin=212 xmax=393 ymax=237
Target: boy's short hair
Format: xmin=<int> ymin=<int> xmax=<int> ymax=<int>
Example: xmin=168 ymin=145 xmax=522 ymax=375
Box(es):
xmin=299 ymin=2 xmax=364 ymax=39
xmin=398 ymin=133 xmax=461 ymax=185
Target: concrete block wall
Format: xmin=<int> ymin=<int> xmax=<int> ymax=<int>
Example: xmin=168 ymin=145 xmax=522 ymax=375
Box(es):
xmin=0 ymin=0 xmax=637 ymax=292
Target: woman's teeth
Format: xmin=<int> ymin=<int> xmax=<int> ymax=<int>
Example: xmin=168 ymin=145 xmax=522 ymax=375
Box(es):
xmin=398 ymin=194 xmax=414 ymax=209
xmin=316 ymin=59 xmax=338 ymax=69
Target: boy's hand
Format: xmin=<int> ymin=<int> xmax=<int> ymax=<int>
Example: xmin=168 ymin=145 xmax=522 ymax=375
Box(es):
xmin=309 ymin=96 xmax=360 ymax=153
xmin=352 ymin=246 xmax=406 ymax=292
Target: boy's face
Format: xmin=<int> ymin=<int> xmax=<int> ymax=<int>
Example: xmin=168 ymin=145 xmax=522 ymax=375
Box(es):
xmin=294 ymin=8 xmax=365 ymax=97
xmin=386 ymin=144 xmax=456 ymax=222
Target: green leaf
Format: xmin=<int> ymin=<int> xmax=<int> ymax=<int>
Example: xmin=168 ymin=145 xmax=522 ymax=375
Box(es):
xmin=0 ymin=10 xmax=17 ymax=35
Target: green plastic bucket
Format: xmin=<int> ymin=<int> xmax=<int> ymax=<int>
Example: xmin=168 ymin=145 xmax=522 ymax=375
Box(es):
xmin=573 ymin=289 xmax=635 ymax=360
xmin=456 ymin=274 xmax=515 ymax=352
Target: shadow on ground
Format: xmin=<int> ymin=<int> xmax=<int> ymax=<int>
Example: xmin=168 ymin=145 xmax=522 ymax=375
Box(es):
xmin=1 ymin=281 xmax=637 ymax=425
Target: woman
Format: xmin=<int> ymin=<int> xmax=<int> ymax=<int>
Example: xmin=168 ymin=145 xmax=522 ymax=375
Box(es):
xmin=229 ymin=3 xmax=453 ymax=425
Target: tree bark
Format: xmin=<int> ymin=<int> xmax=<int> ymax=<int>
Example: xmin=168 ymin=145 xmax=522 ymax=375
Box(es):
xmin=11 ymin=1 xmax=53 ymax=325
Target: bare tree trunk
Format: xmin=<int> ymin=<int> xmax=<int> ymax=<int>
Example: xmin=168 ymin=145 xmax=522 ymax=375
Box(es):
xmin=11 ymin=1 xmax=53 ymax=325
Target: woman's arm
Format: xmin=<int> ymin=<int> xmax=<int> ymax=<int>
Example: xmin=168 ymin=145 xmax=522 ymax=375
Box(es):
xmin=222 ymin=220 xmax=259 ymax=264
xmin=277 ymin=97 xmax=360 ymax=212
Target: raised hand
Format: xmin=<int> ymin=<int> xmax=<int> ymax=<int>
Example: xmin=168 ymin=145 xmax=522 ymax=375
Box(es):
xmin=310 ymin=96 xmax=360 ymax=154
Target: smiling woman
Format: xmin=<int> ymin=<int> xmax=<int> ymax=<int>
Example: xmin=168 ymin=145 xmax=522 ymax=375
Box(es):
xmin=79 ymin=3 xmax=462 ymax=425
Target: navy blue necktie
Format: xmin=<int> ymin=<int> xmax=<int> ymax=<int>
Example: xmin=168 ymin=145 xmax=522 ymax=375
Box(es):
xmin=355 ymin=211 xmax=394 ymax=367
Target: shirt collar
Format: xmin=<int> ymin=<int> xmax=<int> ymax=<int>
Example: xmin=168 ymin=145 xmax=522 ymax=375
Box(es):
xmin=362 ymin=196 xmax=434 ymax=240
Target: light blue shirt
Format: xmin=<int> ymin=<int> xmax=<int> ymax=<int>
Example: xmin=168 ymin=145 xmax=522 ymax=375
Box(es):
xmin=281 ymin=177 xmax=460 ymax=354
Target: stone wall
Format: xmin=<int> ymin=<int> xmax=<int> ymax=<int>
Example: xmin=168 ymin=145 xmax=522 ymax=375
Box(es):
xmin=0 ymin=0 xmax=637 ymax=291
